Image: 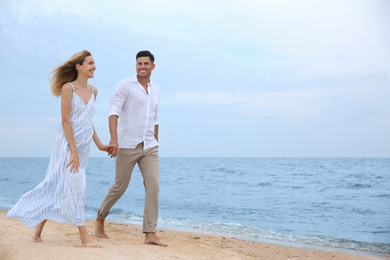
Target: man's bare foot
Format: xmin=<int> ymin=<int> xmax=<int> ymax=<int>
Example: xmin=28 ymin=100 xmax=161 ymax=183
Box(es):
xmin=33 ymin=220 xmax=47 ymax=242
xmin=95 ymin=218 xmax=109 ymax=238
xmin=145 ymin=232 xmax=168 ymax=247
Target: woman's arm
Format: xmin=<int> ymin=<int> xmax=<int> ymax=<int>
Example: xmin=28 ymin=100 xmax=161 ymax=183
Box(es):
xmin=92 ymin=125 xmax=115 ymax=154
xmin=92 ymin=125 xmax=104 ymax=150
xmin=91 ymin=86 xmax=115 ymax=154
xmin=61 ymin=83 xmax=79 ymax=173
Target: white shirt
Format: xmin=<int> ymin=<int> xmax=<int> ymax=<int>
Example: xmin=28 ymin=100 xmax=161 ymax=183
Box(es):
xmin=108 ymin=75 xmax=160 ymax=150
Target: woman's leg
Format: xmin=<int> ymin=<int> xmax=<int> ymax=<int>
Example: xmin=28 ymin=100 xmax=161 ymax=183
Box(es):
xmin=78 ymin=226 xmax=101 ymax=248
xmin=33 ymin=219 xmax=47 ymax=242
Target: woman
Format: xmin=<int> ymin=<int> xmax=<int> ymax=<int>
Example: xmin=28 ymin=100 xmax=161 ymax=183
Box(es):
xmin=6 ymin=50 xmax=112 ymax=247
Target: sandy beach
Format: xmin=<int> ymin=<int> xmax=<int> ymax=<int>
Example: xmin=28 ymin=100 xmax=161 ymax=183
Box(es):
xmin=0 ymin=211 xmax=387 ymax=260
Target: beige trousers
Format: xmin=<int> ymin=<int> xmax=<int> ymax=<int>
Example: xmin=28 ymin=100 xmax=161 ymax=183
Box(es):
xmin=97 ymin=143 xmax=159 ymax=233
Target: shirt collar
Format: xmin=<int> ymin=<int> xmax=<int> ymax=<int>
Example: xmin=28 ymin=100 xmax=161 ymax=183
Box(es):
xmin=132 ymin=75 xmax=152 ymax=87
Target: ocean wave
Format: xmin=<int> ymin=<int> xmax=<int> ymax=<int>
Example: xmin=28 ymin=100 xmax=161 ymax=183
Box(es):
xmin=156 ymin=217 xmax=390 ymax=256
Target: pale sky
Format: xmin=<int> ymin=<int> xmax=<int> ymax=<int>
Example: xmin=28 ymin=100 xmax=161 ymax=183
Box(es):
xmin=0 ymin=0 xmax=389 ymax=157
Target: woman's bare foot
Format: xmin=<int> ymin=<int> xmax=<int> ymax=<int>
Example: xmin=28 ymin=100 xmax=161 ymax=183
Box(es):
xmin=33 ymin=220 xmax=47 ymax=242
xmin=145 ymin=232 xmax=168 ymax=247
xmin=80 ymin=238 xmax=101 ymax=248
xmin=78 ymin=226 xmax=101 ymax=248
xmin=95 ymin=218 xmax=109 ymax=238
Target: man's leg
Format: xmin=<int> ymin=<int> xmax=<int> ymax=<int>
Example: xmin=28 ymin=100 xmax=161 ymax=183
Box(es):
xmin=138 ymin=146 xmax=166 ymax=246
xmin=95 ymin=145 xmax=142 ymax=238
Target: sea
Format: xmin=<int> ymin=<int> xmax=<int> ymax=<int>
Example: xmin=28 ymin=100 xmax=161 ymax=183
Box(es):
xmin=0 ymin=157 xmax=389 ymax=257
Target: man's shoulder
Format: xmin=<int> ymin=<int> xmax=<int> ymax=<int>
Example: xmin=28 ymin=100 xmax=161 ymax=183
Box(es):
xmin=118 ymin=76 xmax=137 ymax=84
xmin=115 ymin=76 xmax=138 ymax=90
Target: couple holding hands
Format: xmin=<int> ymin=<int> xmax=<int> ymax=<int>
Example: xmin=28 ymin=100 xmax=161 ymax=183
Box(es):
xmin=7 ymin=50 xmax=166 ymax=248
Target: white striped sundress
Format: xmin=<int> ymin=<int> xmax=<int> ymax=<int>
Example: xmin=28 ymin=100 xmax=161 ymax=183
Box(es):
xmin=6 ymin=83 xmax=95 ymax=227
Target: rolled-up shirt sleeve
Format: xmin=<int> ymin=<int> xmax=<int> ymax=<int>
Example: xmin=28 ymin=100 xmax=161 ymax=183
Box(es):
xmin=108 ymin=80 xmax=127 ymax=118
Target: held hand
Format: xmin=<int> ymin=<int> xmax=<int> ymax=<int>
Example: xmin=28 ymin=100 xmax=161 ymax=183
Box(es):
xmin=100 ymin=144 xmax=116 ymax=155
xmin=66 ymin=152 xmax=80 ymax=173
xmin=108 ymin=139 xmax=119 ymax=158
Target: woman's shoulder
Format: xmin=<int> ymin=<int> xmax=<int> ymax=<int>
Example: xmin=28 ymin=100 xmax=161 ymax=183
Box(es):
xmin=90 ymin=85 xmax=98 ymax=98
xmin=60 ymin=83 xmax=74 ymax=100
xmin=62 ymin=82 xmax=73 ymax=91
xmin=90 ymin=84 xmax=97 ymax=92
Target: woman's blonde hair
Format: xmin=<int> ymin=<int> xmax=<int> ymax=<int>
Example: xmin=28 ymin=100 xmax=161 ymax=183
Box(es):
xmin=49 ymin=50 xmax=92 ymax=97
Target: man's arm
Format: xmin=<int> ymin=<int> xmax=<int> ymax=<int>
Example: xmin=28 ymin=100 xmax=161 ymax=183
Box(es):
xmin=154 ymin=125 xmax=159 ymax=142
xmin=107 ymin=80 xmax=127 ymax=158
xmin=108 ymin=115 xmax=119 ymax=157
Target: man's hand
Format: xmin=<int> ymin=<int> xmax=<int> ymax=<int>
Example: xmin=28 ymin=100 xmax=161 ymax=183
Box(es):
xmin=108 ymin=138 xmax=119 ymax=158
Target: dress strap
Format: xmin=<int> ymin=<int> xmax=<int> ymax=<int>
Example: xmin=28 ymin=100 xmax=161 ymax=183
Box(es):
xmin=68 ymin=82 xmax=75 ymax=91
xmin=90 ymin=84 xmax=93 ymax=93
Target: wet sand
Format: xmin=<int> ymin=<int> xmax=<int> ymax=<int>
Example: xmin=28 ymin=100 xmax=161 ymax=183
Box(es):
xmin=0 ymin=211 xmax=387 ymax=260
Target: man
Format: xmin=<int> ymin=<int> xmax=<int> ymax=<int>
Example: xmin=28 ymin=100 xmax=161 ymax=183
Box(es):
xmin=95 ymin=50 xmax=166 ymax=247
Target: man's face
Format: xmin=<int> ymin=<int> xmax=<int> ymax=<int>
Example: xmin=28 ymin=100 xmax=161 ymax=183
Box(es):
xmin=136 ymin=56 xmax=155 ymax=78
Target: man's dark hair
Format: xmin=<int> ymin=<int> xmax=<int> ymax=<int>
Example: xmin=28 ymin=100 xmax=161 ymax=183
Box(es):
xmin=136 ymin=50 xmax=155 ymax=63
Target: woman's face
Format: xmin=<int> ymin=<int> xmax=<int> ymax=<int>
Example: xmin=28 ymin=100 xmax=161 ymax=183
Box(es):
xmin=78 ymin=56 xmax=96 ymax=78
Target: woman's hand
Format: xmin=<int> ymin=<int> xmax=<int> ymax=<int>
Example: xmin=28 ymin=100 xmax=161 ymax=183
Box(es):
xmin=66 ymin=151 xmax=80 ymax=173
xmin=99 ymin=144 xmax=117 ymax=157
